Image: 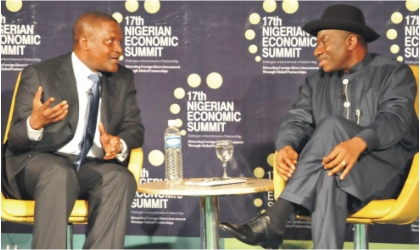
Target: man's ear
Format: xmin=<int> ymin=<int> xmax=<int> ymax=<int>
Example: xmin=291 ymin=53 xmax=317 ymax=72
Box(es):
xmin=347 ymin=34 xmax=358 ymax=50
xmin=79 ymin=35 xmax=89 ymax=51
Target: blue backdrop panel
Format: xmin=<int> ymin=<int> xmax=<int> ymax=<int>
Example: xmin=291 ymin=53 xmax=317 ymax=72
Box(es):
xmin=1 ymin=0 xmax=418 ymax=244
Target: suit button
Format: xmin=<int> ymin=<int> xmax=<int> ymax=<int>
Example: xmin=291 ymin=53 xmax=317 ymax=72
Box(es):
xmin=30 ymin=145 xmax=34 ymax=149
xmin=28 ymin=155 xmax=32 ymax=158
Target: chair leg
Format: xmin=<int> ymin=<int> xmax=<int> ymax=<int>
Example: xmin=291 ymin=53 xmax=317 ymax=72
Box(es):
xmin=66 ymin=224 xmax=74 ymax=249
xmin=353 ymin=224 xmax=369 ymax=249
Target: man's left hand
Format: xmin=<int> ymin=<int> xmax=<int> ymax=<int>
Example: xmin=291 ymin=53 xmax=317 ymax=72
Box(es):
xmin=98 ymin=122 xmax=122 ymax=160
xmin=322 ymin=137 xmax=367 ymax=180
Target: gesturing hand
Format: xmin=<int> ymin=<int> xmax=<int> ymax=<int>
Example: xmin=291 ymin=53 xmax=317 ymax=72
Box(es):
xmin=98 ymin=122 xmax=122 ymax=160
xmin=29 ymin=86 xmax=69 ymax=130
xmin=276 ymin=146 xmax=298 ymax=181
xmin=322 ymin=137 xmax=367 ymax=180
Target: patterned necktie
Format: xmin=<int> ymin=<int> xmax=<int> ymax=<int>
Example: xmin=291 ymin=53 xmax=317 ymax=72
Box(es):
xmin=74 ymin=73 xmax=101 ymax=172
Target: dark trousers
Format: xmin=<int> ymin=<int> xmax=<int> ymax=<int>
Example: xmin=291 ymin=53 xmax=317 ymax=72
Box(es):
xmin=267 ymin=116 xmax=404 ymax=249
xmin=16 ymin=153 xmax=137 ymax=249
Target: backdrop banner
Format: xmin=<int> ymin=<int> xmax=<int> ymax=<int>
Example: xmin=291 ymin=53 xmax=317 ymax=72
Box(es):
xmin=1 ymin=0 xmax=418 ymax=244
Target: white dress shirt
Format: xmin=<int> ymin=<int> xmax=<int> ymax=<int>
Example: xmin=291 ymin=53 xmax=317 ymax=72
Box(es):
xmin=27 ymin=52 xmax=127 ymax=162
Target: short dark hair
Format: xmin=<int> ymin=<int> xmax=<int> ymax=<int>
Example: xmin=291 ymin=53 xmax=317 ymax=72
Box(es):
xmin=72 ymin=11 xmax=118 ymax=44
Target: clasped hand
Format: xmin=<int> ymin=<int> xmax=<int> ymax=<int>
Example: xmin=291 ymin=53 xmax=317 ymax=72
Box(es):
xmin=276 ymin=137 xmax=367 ymax=181
xmin=99 ymin=123 xmax=122 ymax=160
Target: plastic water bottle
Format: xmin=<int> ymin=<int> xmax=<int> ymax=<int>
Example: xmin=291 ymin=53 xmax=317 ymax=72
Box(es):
xmin=164 ymin=120 xmax=183 ymax=181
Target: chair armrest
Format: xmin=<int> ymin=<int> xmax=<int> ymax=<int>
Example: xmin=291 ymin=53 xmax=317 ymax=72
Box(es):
xmin=127 ymin=148 xmax=143 ymax=185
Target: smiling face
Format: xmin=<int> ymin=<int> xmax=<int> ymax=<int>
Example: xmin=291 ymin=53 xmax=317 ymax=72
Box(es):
xmin=83 ymin=21 xmax=123 ymax=73
xmin=314 ymin=29 xmax=354 ymax=73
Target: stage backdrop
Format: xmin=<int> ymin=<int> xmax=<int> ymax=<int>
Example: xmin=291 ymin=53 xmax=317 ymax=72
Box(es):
xmin=1 ymin=0 xmax=418 ymax=246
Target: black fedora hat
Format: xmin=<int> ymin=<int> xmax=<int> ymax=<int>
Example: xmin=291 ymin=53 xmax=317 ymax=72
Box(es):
xmin=302 ymin=4 xmax=380 ymax=43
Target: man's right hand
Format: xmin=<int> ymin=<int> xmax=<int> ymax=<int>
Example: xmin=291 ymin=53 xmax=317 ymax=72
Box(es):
xmin=29 ymin=86 xmax=69 ymax=130
xmin=276 ymin=146 xmax=298 ymax=181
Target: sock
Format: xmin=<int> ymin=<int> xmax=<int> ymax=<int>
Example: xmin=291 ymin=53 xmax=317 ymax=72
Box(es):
xmin=263 ymin=198 xmax=295 ymax=236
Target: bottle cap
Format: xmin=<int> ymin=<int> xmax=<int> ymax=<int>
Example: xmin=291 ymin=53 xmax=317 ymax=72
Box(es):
xmin=168 ymin=120 xmax=176 ymax=126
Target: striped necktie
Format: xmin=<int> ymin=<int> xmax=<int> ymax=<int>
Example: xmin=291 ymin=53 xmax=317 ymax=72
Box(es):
xmin=74 ymin=73 xmax=101 ymax=172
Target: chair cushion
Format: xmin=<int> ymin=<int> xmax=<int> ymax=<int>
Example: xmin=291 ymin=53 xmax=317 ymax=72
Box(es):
xmin=349 ymin=199 xmax=395 ymax=219
xmin=2 ymin=199 xmax=89 ymax=218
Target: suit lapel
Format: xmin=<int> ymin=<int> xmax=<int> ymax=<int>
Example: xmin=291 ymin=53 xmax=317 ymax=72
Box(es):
xmin=54 ymin=54 xmax=79 ymax=133
xmin=100 ymin=73 xmax=120 ymax=130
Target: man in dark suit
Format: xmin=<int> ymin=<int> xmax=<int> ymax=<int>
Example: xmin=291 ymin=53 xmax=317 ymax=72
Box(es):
xmin=3 ymin=11 xmax=145 ymax=248
xmin=220 ymin=4 xmax=418 ymax=249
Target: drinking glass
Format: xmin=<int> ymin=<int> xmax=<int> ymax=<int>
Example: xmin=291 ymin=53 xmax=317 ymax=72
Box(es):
xmin=215 ymin=140 xmax=234 ymax=178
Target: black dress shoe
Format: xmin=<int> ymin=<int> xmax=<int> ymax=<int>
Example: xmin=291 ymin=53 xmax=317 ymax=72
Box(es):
xmin=220 ymin=213 xmax=283 ymax=248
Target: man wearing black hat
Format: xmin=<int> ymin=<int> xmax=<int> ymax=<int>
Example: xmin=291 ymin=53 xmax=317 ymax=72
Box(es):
xmin=220 ymin=4 xmax=418 ymax=249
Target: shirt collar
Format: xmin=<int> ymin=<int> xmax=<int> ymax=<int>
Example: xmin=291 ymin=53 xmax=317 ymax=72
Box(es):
xmin=348 ymin=53 xmax=373 ymax=74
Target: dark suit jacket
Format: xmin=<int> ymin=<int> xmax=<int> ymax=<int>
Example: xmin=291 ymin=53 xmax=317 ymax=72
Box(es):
xmin=3 ymin=53 xmax=145 ymax=199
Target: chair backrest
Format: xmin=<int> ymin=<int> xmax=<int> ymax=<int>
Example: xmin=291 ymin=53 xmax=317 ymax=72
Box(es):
xmin=3 ymin=72 xmax=22 ymax=144
xmin=386 ymin=64 xmax=419 ymax=224
xmin=2 ymin=73 xmax=22 ymax=201
xmin=409 ymin=65 xmax=419 ymax=117
xmin=349 ymin=65 xmax=419 ymax=225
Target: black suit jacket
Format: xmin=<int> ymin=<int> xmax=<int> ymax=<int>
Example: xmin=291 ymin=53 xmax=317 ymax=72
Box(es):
xmin=3 ymin=53 xmax=145 ymax=199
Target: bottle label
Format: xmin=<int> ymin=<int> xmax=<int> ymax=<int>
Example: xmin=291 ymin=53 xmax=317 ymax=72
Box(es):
xmin=165 ymin=136 xmax=181 ymax=148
